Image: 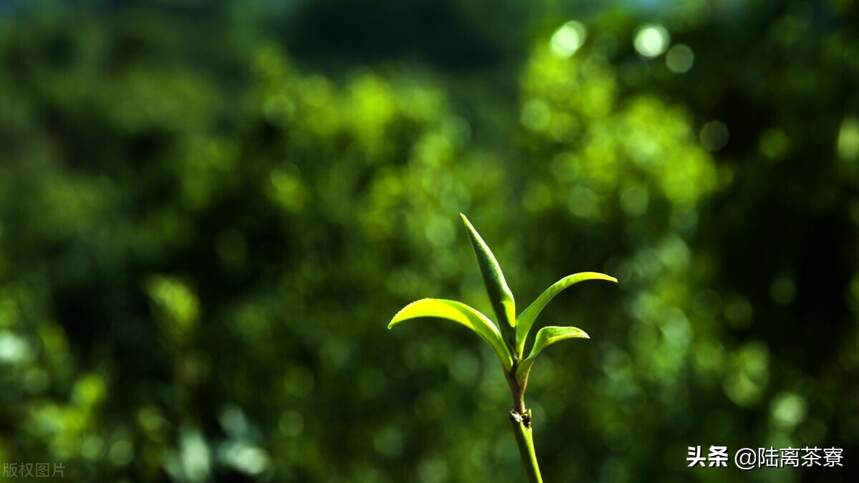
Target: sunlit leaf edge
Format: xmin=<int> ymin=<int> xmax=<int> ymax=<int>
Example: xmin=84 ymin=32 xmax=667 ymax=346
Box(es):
xmin=389 ymin=298 xmax=513 ymax=370
xmin=515 ymin=272 xmax=616 ymax=356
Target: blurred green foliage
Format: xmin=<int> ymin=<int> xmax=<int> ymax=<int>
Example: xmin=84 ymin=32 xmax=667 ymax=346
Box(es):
xmin=0 ymin=1 xmax=857 ymax=482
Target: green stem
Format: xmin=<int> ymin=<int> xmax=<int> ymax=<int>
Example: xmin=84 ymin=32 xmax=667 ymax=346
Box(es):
xmin=507 ymin=365 xmax=542 ymax=483
xmin=509 ymin=410 xmax=543 ymax=483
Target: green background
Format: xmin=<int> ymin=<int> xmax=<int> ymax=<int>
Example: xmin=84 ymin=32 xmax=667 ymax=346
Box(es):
xmin=0 ymin=0 xmax=857 ymax=481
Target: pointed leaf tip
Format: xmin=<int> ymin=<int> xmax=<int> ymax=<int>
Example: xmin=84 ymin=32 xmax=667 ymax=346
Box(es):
xmin=515 ymin=325 xmax=591 ymax=383
xmin=530 ymin=326 xmax=591 ymax=357
xmin=459 ymin=214 xmax=517 ymax=330
xmin=515 ymin=271 xmax=616 ymax=356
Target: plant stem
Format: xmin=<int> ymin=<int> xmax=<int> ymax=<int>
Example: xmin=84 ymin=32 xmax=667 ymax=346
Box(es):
xmin=509 ymin=410 xmax=543 ymax=483
xmin=507 ymin=365 xmax=542 ymax=483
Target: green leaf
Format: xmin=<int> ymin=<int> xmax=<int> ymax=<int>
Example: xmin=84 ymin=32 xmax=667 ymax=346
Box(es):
xmin=388 ymin=298 xmax=513 ymax=370
xmin=459 ymin=213 xmax=517 ymax=330
xmin=515 ymin=326 xmax=590 ymax=383
xmin=515 ymin=272 xmax=616 ymax=356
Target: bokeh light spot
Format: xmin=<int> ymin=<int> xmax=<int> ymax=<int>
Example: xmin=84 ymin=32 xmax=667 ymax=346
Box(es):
xmin=373 ymin=425 xmax=403 ymax=457
xmin=218 ymin=441 xmax=269 ymax=475
xmin=521 ymin=99 xmax=551 ymax=131
xmin=837 ymin=116 xmax=859 ymax=161
xmin=550 ymin=21 xmax=587 ymax=58
xmin=634 ymin=24 xmax=670 ymax=58
xmin=759 ymin=128 xmax=789 ymax=160
xmin=278 ymin=410 xmax=304 ymax=438
xmin=665 ymin=44 xmax=694 ymax=73
xmin=724 ymin=343 xmax=770 ymax=407
xmin=0 ymin=332 xmax=30 ymax=363
xmin=425 ymin=216 xmax=455 ymax=247
xmin=771 ymin=392 xmax=806 ymax=428
xmin=418 ymin=456 xmax=448 ymax=483
xmin=81 ymin=435 xmax=104 ymax=460
xmin=177 ymin=428 xmax=211 ymax=482
xmin=724 ymin=295 xmax=754 ymax=327
xmin=109 ymin=439 xmax=135 ymax=466
xmin=620 ymin=184 xmax=649 ymax=216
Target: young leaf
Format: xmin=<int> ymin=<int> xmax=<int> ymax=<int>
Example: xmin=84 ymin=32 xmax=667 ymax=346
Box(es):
xmin=515 ymin=326 xmax=590 ymax=383
xmin=388 ymin=298 xmax=513 ymax=370
xmin=459 ymin=214 xmax=517 ymax=330
xmin=515 ymin=272 xmax=616 ymax=356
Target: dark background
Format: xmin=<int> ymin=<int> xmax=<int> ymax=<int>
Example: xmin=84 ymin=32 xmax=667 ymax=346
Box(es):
xmin=0 ymin=0 xmax=857 ymax=481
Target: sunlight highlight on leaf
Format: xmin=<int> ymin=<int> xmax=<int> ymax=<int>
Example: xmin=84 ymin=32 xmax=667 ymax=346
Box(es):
xmin=388 ymin=298 xmax=513 ymax=370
